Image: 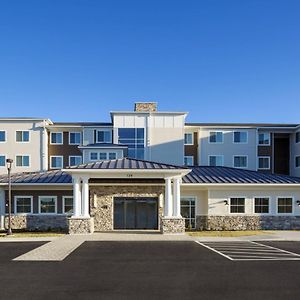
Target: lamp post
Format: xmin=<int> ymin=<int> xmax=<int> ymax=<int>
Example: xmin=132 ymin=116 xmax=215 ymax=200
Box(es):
xmin=6 ymin=159 xmax=13 ymax=235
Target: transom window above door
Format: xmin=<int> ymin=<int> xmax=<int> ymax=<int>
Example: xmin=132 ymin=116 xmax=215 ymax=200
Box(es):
xmin=209 ymin=131 xmax=223 ymax=143
xmin=233 ymin=131 xmax=248 ymax=143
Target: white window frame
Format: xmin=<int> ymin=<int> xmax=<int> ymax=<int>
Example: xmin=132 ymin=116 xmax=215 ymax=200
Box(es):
xmin=69 ymin=156 xmax=82 ymax=166
xmin=99 ymin=152 xmax=108 ymax=160
xmin=208 ymin=155 xmax=224 ymax=166
xmin=96 ymin=130 xmax=112 ymax=143
xmin=233 ymin=131 xmax=248 ymax=144
xmin=69 ymin=132 xmax=81 ymax=145
xmin=50 ymin=132 xmax=63 ymax=145
xmin=296 ymin=132 xmax=300 ymax=144
xmin=62 ymin=196 xmax=73 ymax=215
xmin=108 ymin=152 xmax=117 ymax=160
xmin=184 ymin=156 xmax=194 ymax=166
xmin=184 ymin=133 xmax=194 ymax=145
xmin=15 ymin=154 xmax=31 ymax=167
xmin=0 ymin=154 xmax=6 ymax=168
xmin=0 ymin=130 xmax=7 ymax=143
xmin=253 ymin=196 xmax=270 ymax=215
xmin=90 ymin=152 xmax=98 ymax=161
xmin=50 ymin=155 xmax=63 ymax=169
xmin=296 ymin=156 xmax=300 ymax=168
xmin=277 ymin=197 xmax=294 ymax=215
xmin=208 ymin=131 xmax=224 ymax=144
xmin=229 ymin=197 xmax=246 ymax=214
xmin=258 ymin=132 xmax=271 ymax=146
xmin=258 ymin=156 xmax=270 ymax=170
xmin=233 ymin=155 xmax=248 ymax=169
xmin=38 ymin=196 xmax=57 ymax=214
xmin=14 ymin=196 xmax=33 ymax=215
xmin=180 ymin=196 xmax=197 ymax=229
xmin=15 ymin=130 xmax=30 ymax=143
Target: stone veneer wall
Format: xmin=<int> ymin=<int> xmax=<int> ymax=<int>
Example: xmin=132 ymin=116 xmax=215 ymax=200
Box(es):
xmin=196 ymin=215 xmax=300 ymax=230
xmin=160 ymin=218 xmax=185 ymax=234
xmin=4 ymin=215 xmax=68 ymax=231
xmin=68 ymin=218 xmax=94 ymax=234
xmin=89 ymin=185 xmax=164 ymax=231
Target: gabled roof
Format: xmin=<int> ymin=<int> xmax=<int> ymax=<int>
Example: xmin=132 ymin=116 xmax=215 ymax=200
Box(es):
xmin=183 ymin=166 xmax=300 ymax=184
xmin=66 ymin=158 xmax=187 ymax=170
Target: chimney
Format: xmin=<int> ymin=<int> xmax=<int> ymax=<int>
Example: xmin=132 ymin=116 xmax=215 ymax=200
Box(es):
xmin=134 ymin=102 xmax=157 ymax=112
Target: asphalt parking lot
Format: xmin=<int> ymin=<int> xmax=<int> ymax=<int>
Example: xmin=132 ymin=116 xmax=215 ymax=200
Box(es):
xmin=1 ymin=241 xmax=300 ymax=299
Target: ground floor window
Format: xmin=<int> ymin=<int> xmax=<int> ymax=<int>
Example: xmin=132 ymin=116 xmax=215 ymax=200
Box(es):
xmin=181 ymin=197 xmax=196 ymax=229
xmin=14 ymin=196 xmax=32 ymax=214
xmin=63 ymin=196 xmax=73 ymax=215
xmin=39 ymin=196 xmax=57 ymax=214
xmin=230 ymin=198 xmax=245 ymax=213
xmin=254 ymin=197 xmax=269 ymax=213
xmin=277 ymin=197 xmax=293 ymax=214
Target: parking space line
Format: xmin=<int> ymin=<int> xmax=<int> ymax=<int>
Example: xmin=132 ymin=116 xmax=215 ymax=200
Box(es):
xmin=195 ymin=241 xmax=233 ymax=260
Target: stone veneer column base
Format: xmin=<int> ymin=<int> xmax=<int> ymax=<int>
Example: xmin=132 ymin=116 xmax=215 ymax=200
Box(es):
xmin=68 ymin=217 xmax=94 ymax=234
xmin=160 ymin=217 xmax=185 ymax=234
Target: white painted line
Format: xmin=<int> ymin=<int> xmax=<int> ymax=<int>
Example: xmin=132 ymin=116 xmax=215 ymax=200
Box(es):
xmin=195 ymin=241 xmax=233 ymax=261
xmin=251 ymin=241 xmax=300 ymax=257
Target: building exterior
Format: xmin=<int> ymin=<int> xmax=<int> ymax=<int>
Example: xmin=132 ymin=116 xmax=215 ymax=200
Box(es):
xmin=0 ymin=102 xmax=300 ymax=234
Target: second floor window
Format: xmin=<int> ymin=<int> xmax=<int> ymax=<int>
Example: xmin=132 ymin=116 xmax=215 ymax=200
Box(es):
xmin=69 ymin=156 xmax=82 ymax=166
xmin=209 ymin=131 xmax=223 ymax=143
xmin=184 ymin=156 xmax=194 ymax=166
xmin=118 ymin=128 xmax=144 ymax=159
xmin=209 ymin=155 xmax=224 ymax=167
xmin=16 ymin=155 xmax=30 ymax=167
xmin=69 ymin=132 xmax=81 ymax=145
xmin=50 ymin=156 xmax=63 ymax=169
xmin=0 ymin=131 xmax=6 ymax=142
xmin=16 ymin=131 xmax=30 ymax=142
xmin=233 ymin=131 xmax=248 ymax=143
xmin=51 ymin=132 xmax=63 ymax=144
xmin=258 ymin=157 xmax=270 ymax=169
xmin=233 ymin=156 xmax=247 ymax=168
xmin=97 ymin=131 xmax=112 ymax=143
xmin=184 ymin=133 xmax=193 ymax=145
xmin=0 ymin=155 xmax=5 ymax=167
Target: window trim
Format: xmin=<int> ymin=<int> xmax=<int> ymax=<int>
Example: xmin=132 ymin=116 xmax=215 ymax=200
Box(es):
xmin=0 ymin=154 xmax=7 ymax=168
xmin=15 ymin=154 xmax=31 ymax=167
xmin=69 ymin=132 xmax=81 ymax=145
xmin=69 ymin=155 xmax=82 ymax=166
xmin=233 ymin=131 xmax=248 ymax=144
xmin=0 ymin=130 xmax=7 ymax=143
xmin=50 ymin=155 xmax=64 ymax=169
xmin=108 ymin=152 xmax=117 ymax=160
xmin=229 ymin=197 xmax=246 ymax=214
xmin=184 ymin=156 xmax=194 ymax=166
xmin=258 ymin=132 xmax=271 ymax=146
xmin=62 ymin=196 xmax=73 ymax=215
xmin=15 ymin=130 xmax=30 ymax=143
xmin=208 ymin=155 xmax=224 ymax=167
xmin=14 ymin=196 xmax=33 ymax=215
xmin=296 ymin=156 xmax=300 ymax=168
xmin=233 ymin=155 xmax=248 ymax=169
xmin=276 ymin=196 xmax=294 ymax=215
xmin=208 ymin=131 xmax=224 ymax=144
xmin=258 ymin=156 xmax=271 ymax=170
xmin=184 ymin=133 xmax=194 ymax=145
xmin=38 ymin=196 xmax=57 ymax=214
xmin=253 ymin=196 xmax=270 ymax=215
xmin=50 ymin=132 xmax=63 ymax=145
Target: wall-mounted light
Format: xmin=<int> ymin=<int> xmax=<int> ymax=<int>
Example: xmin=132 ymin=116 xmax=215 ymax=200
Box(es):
xmin=224 ymin=200 xmax=229 ymax=206
xmin=296 ymin=200 xmax=300 ymax=207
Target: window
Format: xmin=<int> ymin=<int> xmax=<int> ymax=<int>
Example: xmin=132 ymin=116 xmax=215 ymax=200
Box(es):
xmin=296 ymin=132 xmax=300 ymax=144
xmin=258 ymin=133 xmax=270 ymax=145
xmin=97 ymin=130 xmax=112 ymax=143
xmin=184 ymin=133 xmax=193 ymax=145
xmin=277 ymin=197 xmax=293 ymax=214
xmin=16 ymin=130 xmax=30 ymax=142
xmin=63 ymin=196 xmax=73 ymax=215
xmin=258 ymin=157 xmax=270 ymax=170
xmin=118 ymin=128 xmax=145 ymax=159
xmin=39 ymin=196 xmax=57 ymax=214
xmin=99 ymin=153 xmax=107 ymax=160
xmin=16 ymin=155 xmax=30 ymax=167
xmin=109 ymin=152 xmax=117 ymax=160
xmin=50 ymin=156 xmax=63 ymax=169
xmin=69 ymin=156 xmax=82 ymax=166
xmin=296 ymin=156 xmax=300 ymax=168
xmin=69 ymin=132 xmax=81 ymax=145
xmin=14 ymin=196 xmax=32 ymax=214
xmin=181 ymin=197 xmax=196 ymax=229
xmin=209 ymin=155 xmax=224 ymax=166
xmin=50 ymin=132 xmax=63 ymax=144
xmin=184 ymin=156 xmax=194 ymax=166
xmin=233 ymin=156 xmax=247 ymax=168
xmin=209 ymin=131 xmax=223 ymax=143
xmin=230 ymin=198 xmax=245 ymax=213
xmin=0 ymin=155 xmax=6 ymax=167
xmin=0 ymin=131 xmax=6 ymax=142
xmin=254 ymin=197 xmax=269 ymax=214
xmin=233 ymin=131 xmax=248 ymax=143
xmin=90 ymin=152 xmax=98 ymax=160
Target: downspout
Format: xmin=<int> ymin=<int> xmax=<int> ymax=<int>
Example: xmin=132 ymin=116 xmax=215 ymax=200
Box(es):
xmin=41 ymin=120 xmax=48 ymax=171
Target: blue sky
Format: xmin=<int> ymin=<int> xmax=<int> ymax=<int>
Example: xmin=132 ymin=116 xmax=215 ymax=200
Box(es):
xmin=0 ymin=0 xmax=299 ymax=123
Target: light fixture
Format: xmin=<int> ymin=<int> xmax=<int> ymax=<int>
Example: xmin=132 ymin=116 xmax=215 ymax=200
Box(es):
xmin=224 ymin=200 xmax=229 ymax=206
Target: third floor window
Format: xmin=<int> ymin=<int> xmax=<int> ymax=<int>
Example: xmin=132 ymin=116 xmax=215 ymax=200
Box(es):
xmin=0 ymin=131 xmax=6 ymax=142
xmin=69 ymin=132 xmax=81 ymax=145
xmin=184 ymin=133 xmax=193 ymax=145
xmin=50 ymin=132 xmax=63 ymax=144
xmin=258 ymin=133 xmax=270 ymax=145
xmin=233 ymin=131 xmax=248 ymax=143
xmin=209 ymin=131 xmax=223 ymax=143
xmin=97 ymin=130 xmax=112 ymax=143
xmin=16 ymin=131 xmax=30 ymax=142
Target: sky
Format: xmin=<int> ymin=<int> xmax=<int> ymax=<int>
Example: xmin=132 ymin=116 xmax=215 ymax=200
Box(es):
xmin=0 ymin=0 xmax=299 ymax=123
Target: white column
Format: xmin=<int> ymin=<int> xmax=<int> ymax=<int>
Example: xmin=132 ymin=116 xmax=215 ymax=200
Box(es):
xmin=164 ymin=178 xmax=172 ymax=217
xmin=41 ymin=124 xmax=48 ymax=171
xmin=72 ymin=176 xmax=81 ymax=217
xmin=81 ymin=177 xmax=90 ymax=217
xmin=172 ymin=177 xmax=181 ymax=218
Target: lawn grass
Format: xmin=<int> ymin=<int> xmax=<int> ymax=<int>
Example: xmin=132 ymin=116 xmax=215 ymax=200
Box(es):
xmin=187 ymin=230 xmax=274 ymax=237
xmin=0 ymin=231 xmax=65 ymax=238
